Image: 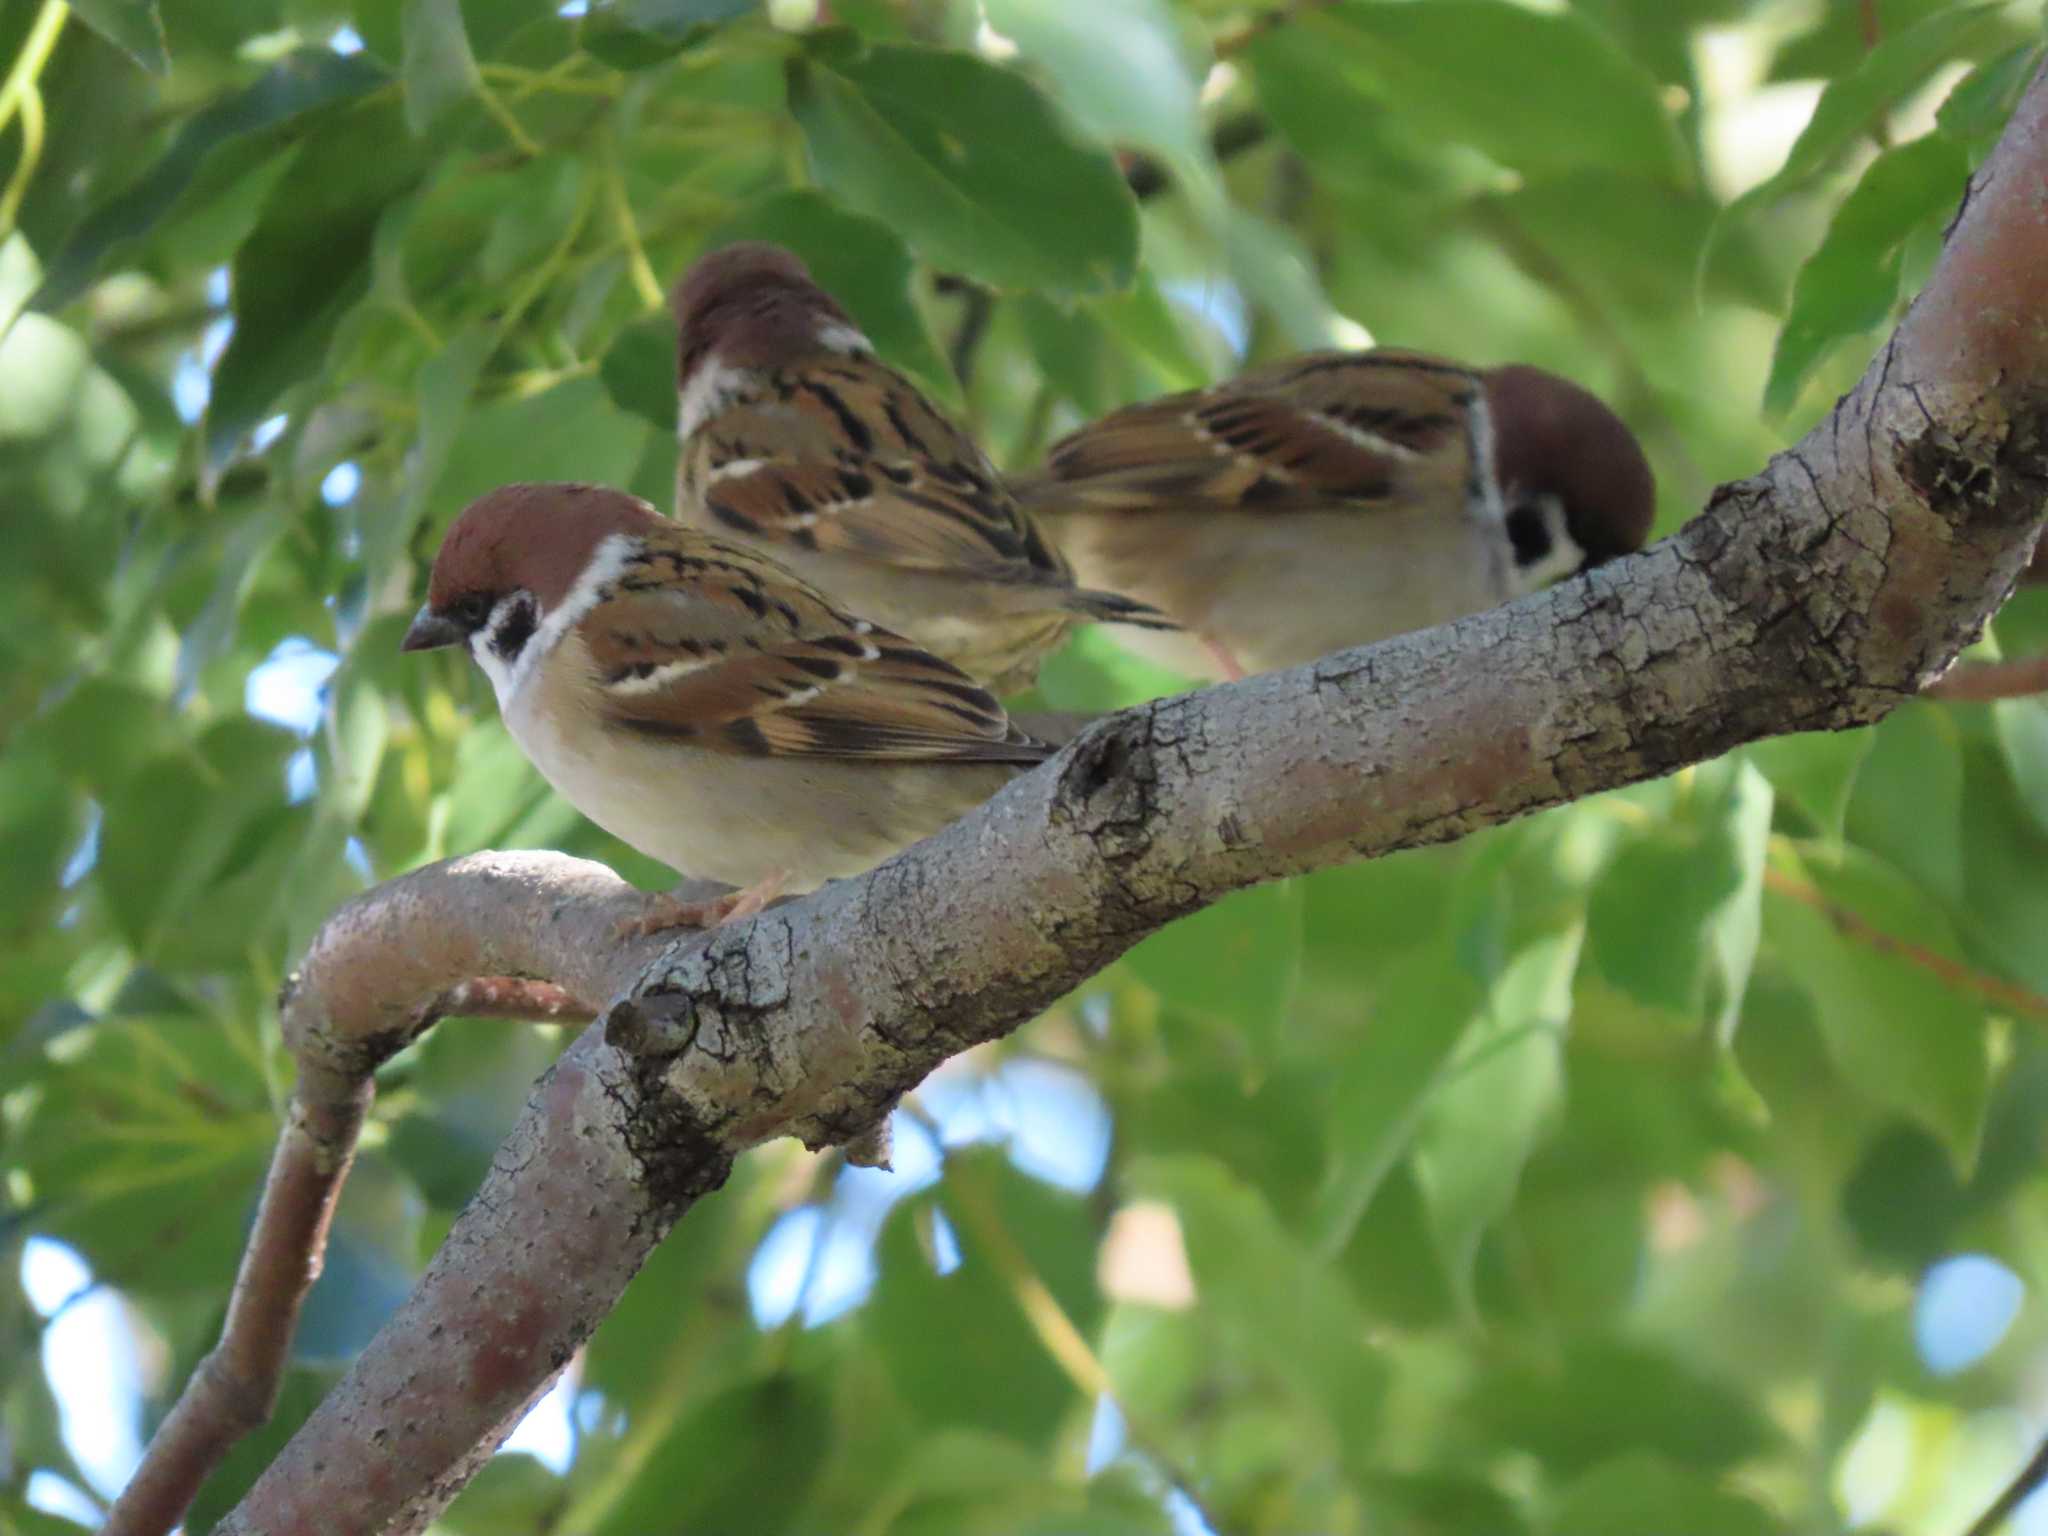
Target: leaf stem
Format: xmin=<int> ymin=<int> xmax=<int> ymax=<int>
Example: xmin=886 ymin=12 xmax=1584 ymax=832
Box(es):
xmin=480 ymin=59 xmax=619 ymax=101
xmin=944 ymin=1157 xmax=1240 ymax=1536
xmin=602 ymin=132 xmax=665 ymax=313
xmin=0 ymin=0 xmax=70 ymax=240
xmin=473 ymin=74 xmax=541 ymax=159
xmin=1762 ymin=863 xmax=2048 ymax=1023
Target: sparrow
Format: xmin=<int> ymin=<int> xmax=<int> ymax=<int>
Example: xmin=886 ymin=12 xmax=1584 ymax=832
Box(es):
xmin=401 ymin=483 xmax=1053 ymax=930
xmin=1013 ymin=349 xmax=1657 ymax=680
xmin=669 ymin=241 xmax=1174 ymax=695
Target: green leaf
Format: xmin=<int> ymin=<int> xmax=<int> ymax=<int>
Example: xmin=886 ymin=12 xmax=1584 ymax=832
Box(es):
xmin=867 ymin=1150 xmax=1102 ymax=1446
xmin=981 ymin=0 xmax=1219 ymax=208
xmin=1474 ymin=1342 xmax=1777 ymax=1477
xmin=425 ymin=374 xmax=651 ymax=538
xmin=1764 ymin=848 xmax=1991 ymax=1171
xmin=1090 ymin=270 xmax=1209 ymax=390
xmin=1223 ymin=212 xmax=1341 ymax=350
xmin=1547 ymin=1451 xmax=1783 ymax=1536
xmin=788 ymin=39 xmax=1139 ymax=296
xmin=1308 ymin=1 xmax=1688 ymax=183
xmin=1843 ymin=704 xmax=1965 ymax=904
xmin=705 ymin=188 xmax=957 ymax=403
xmin=1764 ymin=135 xmax=1969 ymax=415
xmin=207 ymin=99 xmax=429 ymax=465
xmin=1744 ymin=728 xmax=1872 ymax=840
xmin=1735 ymin=5 xmax=2000 ymax=212
xmin=590 ymin=1374 xmax=833 ymax=1535
xmin=400 ymin=0 xmax=480 ymax=133
xmin=1958 ymin=735 xmax=2048 ymax=997
xmin=1587 ymin=762 xmax=1771 ymax=1039
xmin=362 ymin=325 xmax=493 ymax=586
xmin=1309 ymin=945 xmax=1482 ymax=1256
xmin=580 ymin=0 xmax=752 ymax=67
xmin=438 ymin=1454 xmax=561 ymax=1536
xmin=1992 ymin=695 xmax=2048 ymax=839
xmin=13 ymin=1008 xmax=276 ymax=1294
xmin=599 ymin=312 xmax=675 ymax=433
xmin=1122 ymin=880 xmax=1304 ymax=1063
xmin=1936 ymin=42 xmax=2043 ymax=148
xmin=67 ymin=0 xmax=170 ymax=72
xmin=38 ymin=50 xmax=388 ymax=309
xmin=96 ymin=719 xmax=297 ymax=956
xmin=1132 ymin=1154 xmax=1386 ymax=1477
xmin=1412 ymin=930 xmax=1577 ymax=1306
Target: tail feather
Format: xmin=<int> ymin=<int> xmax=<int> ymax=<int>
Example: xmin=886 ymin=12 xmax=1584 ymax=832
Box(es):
xmin=1068 ymin=586 xmax=1179 ymax=631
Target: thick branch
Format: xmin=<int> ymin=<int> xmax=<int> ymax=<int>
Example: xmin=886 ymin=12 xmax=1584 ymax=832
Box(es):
xmin=178 ymin=63 xmax=2048 ymax=1536
xmin=105 ymin=855 xmax=688 ymax=1536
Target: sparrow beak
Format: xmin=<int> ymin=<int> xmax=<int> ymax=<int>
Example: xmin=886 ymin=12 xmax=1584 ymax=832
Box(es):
xmin=401 ymin=605 xmax=465 ymax=653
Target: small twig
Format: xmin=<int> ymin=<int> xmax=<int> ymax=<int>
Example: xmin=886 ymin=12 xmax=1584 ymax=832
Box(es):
xmin=1962 ymin=1433 xmax=2048 ymax=1536
xmin=601 ymin=131 xmax=664 ymax=313
xmin=1763 ymin=866 xmax=2048 ymax=1023
xmin=1858 ymin=0 xmax=1882 ymax=51
xmin=945 ymin=1159 xmax=1237 ymax=1536
xmin=1122 ymin=111 xmax=1269 ymax=199
xmin=947 ymin=282 xmax=993 ymax=390
xmin=0 ymin=0 xmax=70 ymax=240
xmin=473 ymin=76 xmax=541 ymax=160
xmin=104 ymin=855 xmax=679 ymax=1536
xmin=1923 ymin=654 xmax=2048 ymax=701
xmin=1214 ymin=0 xmax=1339 ymax=58
xmin=102 ymin=1072 xmax=373 ymax=1536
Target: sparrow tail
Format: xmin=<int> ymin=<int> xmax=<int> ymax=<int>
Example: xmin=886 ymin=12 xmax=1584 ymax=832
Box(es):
xmin=1068 ymin=587 xmax=1179 ymax=631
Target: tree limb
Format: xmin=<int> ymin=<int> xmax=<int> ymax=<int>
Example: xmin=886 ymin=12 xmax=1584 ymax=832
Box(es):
xmin=112 ymin=61 xmax=2048 ymax=1536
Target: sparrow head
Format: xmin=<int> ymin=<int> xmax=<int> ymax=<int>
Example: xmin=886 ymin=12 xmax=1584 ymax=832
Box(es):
xmin=670 ymin=240 xmax=868 ymax=381
xmin=402 ymin=483 xmax=663 ymax=677
xmin=1484 ymin=365 xmax=1656 ymax=585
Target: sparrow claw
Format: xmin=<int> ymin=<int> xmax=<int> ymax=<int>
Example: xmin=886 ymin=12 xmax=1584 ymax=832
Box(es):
xmin=1203 ymin=637 xmax=1249 ymax=682
xmin=617 ymin=871 xmax=790 ymax=940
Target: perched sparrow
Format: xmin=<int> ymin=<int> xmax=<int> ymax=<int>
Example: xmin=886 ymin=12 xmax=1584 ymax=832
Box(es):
xmin=670 ymin=241 xmax=1173 ymax=695
xmin=401 ymin=483 xmax=1052 ymax=929
xmin=1014 ymin=350 xmax=1656 ymax=680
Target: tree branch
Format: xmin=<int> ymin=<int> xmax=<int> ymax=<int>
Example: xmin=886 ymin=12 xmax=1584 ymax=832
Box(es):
xmin=113 ymin=61 xmax=2048 ymax=1536
xmin=1924 ymin=652 xmax=2048 ymax=700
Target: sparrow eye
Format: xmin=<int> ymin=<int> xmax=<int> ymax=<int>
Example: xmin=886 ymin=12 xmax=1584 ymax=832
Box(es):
xmin=450 ymin=592 xmax=494 ymax=629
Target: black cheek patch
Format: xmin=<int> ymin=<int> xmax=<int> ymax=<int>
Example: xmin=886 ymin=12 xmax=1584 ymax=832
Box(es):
xmin=1505 ymin=503 xmax=1555 ymax=569
xmin=491 ymin=595 xmax=539 ymax=661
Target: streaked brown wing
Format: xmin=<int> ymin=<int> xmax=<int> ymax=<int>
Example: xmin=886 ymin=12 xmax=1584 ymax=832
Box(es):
xmin=1032 ymin=349 xmax=1480 ymax=515
xmin=686 ymin=354 xmax=1073 ymax=585
xmin=577 ymin=567 xmax=1048 ymax=764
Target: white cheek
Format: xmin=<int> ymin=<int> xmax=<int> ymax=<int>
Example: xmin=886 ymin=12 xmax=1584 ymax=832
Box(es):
xmin=814 ymin=322 xmax=874 ymax=356
xmin=678 ymin=358 xmax=747 ymax=442
xmin=1466 ymin=388 xmax=1506 ymax=525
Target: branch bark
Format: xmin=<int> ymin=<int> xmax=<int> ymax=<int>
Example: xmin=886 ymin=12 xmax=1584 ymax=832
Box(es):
xmin=115 ymin=62 xmax=2048 ymax=1536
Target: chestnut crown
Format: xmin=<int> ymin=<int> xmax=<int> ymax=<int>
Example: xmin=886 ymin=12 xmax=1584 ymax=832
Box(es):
xmin=406 ymin=484 xmax=664 ymax=648
xmin=1485 ymin=365 xmax=1656 ymax=564
xmin=669 ymin=241 xmax=860 ymax=376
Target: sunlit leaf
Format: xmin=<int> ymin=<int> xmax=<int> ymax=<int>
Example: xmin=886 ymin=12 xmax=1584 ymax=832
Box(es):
xmin=788 ymin=38 xmax=1139 ymax=295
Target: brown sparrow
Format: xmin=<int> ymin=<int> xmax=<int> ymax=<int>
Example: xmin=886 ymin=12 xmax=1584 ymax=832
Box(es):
xmin=1014 ymin=350 xmax=1657 ymax=680
xmin=401 ymin=483 xmax=1052 ymax=928
xmin=669 ymin=241 xmax=1173 ymax=695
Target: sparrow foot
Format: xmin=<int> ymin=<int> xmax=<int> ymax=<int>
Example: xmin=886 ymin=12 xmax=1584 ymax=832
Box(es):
xmin=1203 ymin=637 xmax=1249 ymax=682
xmin=619 ymin=871 xmax=789 ymax=939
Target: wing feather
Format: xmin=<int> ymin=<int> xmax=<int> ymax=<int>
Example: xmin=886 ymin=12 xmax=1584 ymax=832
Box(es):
xmin=576 ymin=538 xmax=1051 ymax=764
xmin=1025 ymin=349 xmax=1482 ymax=517
xmin=682 ymin=354 xmax=1074 ymax=587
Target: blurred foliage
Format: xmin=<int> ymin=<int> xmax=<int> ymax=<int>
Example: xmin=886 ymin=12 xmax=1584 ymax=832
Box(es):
xmin=3 ymin=0 xmax=2048 ymax=1532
